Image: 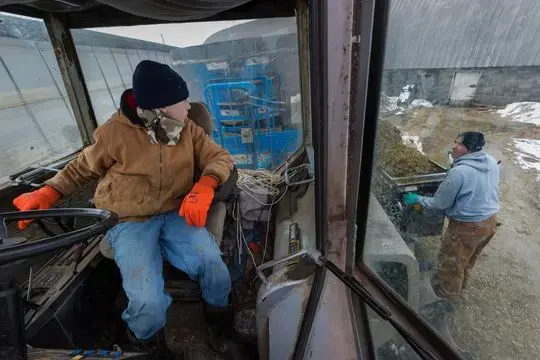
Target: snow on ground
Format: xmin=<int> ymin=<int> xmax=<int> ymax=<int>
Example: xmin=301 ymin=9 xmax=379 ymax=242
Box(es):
xmin=496 ymin=102 xmax=540 ymax=125
xmin=410 ymin=99 xmax=433 ymax=109
xmin=379 ymin=88 xmax=433 ymax=114
xmin=510 ymin=138 xmax=540 ymax=171
xmin=380 ymin=93 xmax=400 ymax=112
xmin=398 ymin=84 xmax=414 ymax=103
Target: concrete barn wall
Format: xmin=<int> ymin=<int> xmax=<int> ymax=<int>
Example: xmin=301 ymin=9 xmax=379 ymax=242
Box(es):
xmin=381 ymin=67 xmax=540 ymax=106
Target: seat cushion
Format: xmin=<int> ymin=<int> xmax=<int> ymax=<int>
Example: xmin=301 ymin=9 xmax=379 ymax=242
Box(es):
xmin=206 ymin=201 xmax=227 ymax=245
xmin=99 ymin=235 xmax=115 ymax=259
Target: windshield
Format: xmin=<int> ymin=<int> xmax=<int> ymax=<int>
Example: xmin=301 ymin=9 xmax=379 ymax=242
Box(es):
xmin=71 ymin=17 xmax=303 ymax=170
xmin=362 ymin=1 xmax=540 ymax=359
xmin=0 ymin=13 xmax=83 ymax=184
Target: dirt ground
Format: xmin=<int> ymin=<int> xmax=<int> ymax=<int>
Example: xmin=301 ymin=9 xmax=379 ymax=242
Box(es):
xmin=383 ymin=107 xmax=540 ymax=360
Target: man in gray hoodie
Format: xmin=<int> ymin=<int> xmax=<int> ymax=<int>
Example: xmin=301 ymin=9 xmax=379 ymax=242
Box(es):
xmin=403 ymin=132 xmax=500 ymax=299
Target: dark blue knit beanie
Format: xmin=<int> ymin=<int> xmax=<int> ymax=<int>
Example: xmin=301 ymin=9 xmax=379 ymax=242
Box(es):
xmin=132 ymin=60 xmax=189 ymax=110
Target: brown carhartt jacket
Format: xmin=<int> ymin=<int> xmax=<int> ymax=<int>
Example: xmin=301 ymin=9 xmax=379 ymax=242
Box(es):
xmin=46 ymin=110 xmax=233 ymax=222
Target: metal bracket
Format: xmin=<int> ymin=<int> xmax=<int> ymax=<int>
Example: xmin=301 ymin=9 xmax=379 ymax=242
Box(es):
xmin=284 ymin=163 xmax=315 ymax=187
xmin=256 ymin=249 xmax=324 ymax=284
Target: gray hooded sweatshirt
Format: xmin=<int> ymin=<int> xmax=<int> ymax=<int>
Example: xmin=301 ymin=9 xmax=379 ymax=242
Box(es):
xmin=418 ymin=151 xmax=500 ymax=222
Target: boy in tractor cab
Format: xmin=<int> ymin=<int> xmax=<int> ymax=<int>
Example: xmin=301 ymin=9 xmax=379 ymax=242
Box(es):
xmin=12 ymin=60 xmax=236 ymax=359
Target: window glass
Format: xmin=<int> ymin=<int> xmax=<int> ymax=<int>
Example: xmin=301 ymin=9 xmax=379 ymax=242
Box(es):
xmin=0 ymin=13 xmax=83 ymax=183
xmin=73 ymin=17 xmax=303 ymax=170
xmin=366 ymin=307 xmax=421 ymax=360
xmin=363 ymin=1 xmax=540 ymax=359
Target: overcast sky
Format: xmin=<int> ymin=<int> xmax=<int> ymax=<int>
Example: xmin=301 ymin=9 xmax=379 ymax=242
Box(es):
xmin=91 ymin=20 xmax=252 ymax=48
xmin=1 ymin=12 xmax=250 ymax=48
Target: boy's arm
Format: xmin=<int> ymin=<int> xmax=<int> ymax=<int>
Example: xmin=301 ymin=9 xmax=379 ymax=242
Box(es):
xmin=46 ymin=126 xmax=115 ymax=196
xmin=190 ymin=121 xmax=233 ymax=185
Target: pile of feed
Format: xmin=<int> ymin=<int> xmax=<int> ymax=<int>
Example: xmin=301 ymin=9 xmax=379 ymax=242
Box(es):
xmin=374 ymin=119 xmax=442 ymax=177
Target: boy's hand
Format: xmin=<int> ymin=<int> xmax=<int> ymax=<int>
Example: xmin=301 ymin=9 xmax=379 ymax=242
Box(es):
xmin=179 ymin=176 xmax=218 ymax=227
xmin=12 ymin=185 xmax=62 ymax=230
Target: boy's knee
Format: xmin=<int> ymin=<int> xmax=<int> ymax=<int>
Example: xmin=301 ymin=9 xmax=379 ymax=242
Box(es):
xmin=203 ymin=250 xmax=228 ymax=273
xmin=197 ymin=233 xmax=223 ymax=263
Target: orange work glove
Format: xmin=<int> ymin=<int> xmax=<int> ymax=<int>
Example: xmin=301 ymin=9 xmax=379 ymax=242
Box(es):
xmin=12 ymin=185 xmax=62 ymax=230
xmin=179 ymin=176 xmax=218 ymax=227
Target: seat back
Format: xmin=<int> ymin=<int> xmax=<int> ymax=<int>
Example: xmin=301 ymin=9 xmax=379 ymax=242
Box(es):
xmin=188 ymin=102 xmax=213 ymax=135
xmin=189 ymin=101 xmax=238 ymax=202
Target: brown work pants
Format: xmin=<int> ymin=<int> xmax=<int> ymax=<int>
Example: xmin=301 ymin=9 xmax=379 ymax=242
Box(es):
xmin=435 ymin=215 xmax=497 ymax=299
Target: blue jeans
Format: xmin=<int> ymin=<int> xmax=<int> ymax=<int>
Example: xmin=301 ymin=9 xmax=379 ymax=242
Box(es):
xmin=105 ymin=211 xmax=231 ymax=340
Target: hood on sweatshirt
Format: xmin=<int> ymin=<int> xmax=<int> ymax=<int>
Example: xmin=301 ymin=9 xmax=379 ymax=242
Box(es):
xmin=453 ymin=151 xmax=497 ymax=173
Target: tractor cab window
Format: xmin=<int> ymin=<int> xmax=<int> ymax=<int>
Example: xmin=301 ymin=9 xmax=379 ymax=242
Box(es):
xmin=72 ymin=17 xmax=303 ymax=170
xmin=0 ymin=12 xmax=83 ymax=184
xmin=362 ymin=1 xmax=540 ymax=359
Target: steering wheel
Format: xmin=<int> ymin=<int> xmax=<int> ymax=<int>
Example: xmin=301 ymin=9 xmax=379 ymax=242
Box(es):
xmin=0 ymin=208 xmax=118 ymax=267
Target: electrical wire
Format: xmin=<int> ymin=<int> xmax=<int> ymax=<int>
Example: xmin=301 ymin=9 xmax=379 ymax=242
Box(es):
xmin=236 ymin=166 xmax=309 ymax=206
xmin=233 ymin=201 xmax=258 ymax=270
xmin=237 ymin=169 xmax=284 ymax=199
xmin=234 ymin=166 xmax=310 ymax=279
xmin=260 ymin=202 xmax=272 ymax=267
xmin=234 ymin=168 xmax=290 ymax=274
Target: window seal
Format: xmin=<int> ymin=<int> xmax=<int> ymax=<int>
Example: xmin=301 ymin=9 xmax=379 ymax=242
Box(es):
xmin=291 ymin=0 xmax=329 ymax=357
xmin=350 ymin=0 xmax=390 ymax=265
xmin=348 ymin=288 xmax=376 ymax=360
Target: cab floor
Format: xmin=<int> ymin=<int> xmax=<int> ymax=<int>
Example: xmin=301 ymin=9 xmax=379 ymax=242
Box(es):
xmin=166 ymin=302 xmax=258 ymax=360
xmin=166 ymin=302 xmax=224 ymax=360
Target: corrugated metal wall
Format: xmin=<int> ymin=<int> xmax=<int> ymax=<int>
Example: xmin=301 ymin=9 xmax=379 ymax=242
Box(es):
xmin=384 ymin=0 xmax=540 ymax=69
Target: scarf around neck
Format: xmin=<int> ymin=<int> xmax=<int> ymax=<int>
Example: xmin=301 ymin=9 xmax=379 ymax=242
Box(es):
xmin=137 ymin=107 xmax=185 ymax=146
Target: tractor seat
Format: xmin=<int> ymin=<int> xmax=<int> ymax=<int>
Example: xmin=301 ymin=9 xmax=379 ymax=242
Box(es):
xmin=99 ymin=102 xmax=236 ymax=301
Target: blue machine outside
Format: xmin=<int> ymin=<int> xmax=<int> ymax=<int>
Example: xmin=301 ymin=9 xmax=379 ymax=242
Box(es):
xmin=176 ymin=55 xmax=302 ymax=169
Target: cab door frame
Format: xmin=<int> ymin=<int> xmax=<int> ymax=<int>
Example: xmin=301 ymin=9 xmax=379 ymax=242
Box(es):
xmin=292 ymin=1 xmax=466 ymax=359
xmin=44 ymin=13 xmax=98 ymax=146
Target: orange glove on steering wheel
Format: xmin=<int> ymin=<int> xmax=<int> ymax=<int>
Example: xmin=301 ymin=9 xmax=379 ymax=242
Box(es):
xmin=12 ymin=185 xmax=62 ymax=230
xmin=179 ymin=176 xmax=218 ymax=227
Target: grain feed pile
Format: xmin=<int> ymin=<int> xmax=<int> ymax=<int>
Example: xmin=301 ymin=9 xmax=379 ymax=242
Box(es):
xmin=374 ymin=119 xmax=441 ymax=177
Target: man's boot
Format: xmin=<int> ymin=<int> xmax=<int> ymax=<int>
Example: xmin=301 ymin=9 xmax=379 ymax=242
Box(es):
xmin=127 ymin=328 xmax=184 ymax=360
xmin=202 ymin=301 xmax=242 ymax=360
